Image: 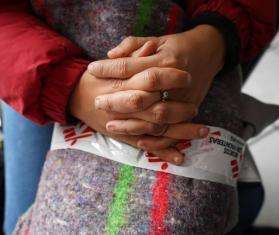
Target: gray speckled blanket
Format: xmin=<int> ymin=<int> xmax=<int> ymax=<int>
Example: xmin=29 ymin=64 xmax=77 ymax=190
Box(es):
xmin=14 ymin=1 xmax=244 ymax=234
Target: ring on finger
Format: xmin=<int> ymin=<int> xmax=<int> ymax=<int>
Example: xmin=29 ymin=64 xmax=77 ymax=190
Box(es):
xmin=160 ymin=90 xmax=169 ymax=102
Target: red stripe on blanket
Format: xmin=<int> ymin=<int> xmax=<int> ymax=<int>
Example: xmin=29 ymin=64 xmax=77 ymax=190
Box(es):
xmin=149 ymin=172 xmax=170 ymax=235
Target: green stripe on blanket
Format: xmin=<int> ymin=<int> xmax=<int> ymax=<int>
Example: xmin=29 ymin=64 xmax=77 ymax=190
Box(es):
xmin=106 ymin=1 xmax=154 ymax=234
xmin=133 ymin=0 xmax=155 ymax=36
xmin=105 ymin=165 xmax=135 ymax=235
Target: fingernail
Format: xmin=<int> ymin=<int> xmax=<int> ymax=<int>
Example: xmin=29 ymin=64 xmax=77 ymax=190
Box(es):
xmin=107 ymin=50 xmax=115 ymax=57
xmin=199 ymin=127 xmax=210 ymax=138
xmin=95 ymin=97 xmax=104 ymax=109
xmin=108 ymin=47 xmax=120 ymax=56
xmin=108 ymin=46 xmax=117 ymax=53
xmin=174 ymin=156 xmax=183 ymax=165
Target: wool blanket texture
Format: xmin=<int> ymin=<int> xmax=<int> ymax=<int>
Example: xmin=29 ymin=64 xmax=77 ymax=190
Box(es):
xmin=14 ymin=1 xmax=245 ymax=234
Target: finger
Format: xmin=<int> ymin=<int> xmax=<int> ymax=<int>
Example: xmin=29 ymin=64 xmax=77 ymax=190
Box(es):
xmin=107 ymin=36 xmax=157 ymax=58
xmin=88 ymin=55 xmax=159 ymax=79
xmin=95 ymin=90 xmax=160 ymax=113
xmin=123 ymin=67 xmax=191 ymax=92
xmin=106 ymin=119 xmax=167 ymax=136
xmin=137 ymin=136 xmax=176 ymax=151
xmin=100 ymin=123 xmax=208 ymax=151
xmin=131 ymin=40 xmax=158 ymax=57
xmin=107 ymin=134 xmax=174 ymax=152
xmin=104 ymin=68 xmax=191 ymax=95
xmin=109 ymin=134 xmax=184 ymax=165
xmin=164 ymin=123 xmax=210 ymax=139
xmin=128 ymin=102 xmax=198 ymax=124
xmin=150 ymin=148 xmax=185 ymax=165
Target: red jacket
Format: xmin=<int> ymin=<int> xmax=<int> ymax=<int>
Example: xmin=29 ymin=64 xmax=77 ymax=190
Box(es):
xmin=0 ymin=0 xmax=277 ymax=125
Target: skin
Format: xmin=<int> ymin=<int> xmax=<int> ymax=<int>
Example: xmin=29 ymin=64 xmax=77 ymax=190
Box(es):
xmin=70 ymin=25 xmax=226 ymax=165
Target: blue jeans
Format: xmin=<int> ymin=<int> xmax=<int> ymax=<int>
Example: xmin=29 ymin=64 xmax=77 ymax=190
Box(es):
xmin=1 ymin=103 xmax=53 ymax=235
xmin=238 ymin=182 xmax=264 ymax=232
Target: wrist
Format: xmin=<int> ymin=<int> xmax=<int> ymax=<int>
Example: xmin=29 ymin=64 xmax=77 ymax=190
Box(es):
xmin=187 ymin=12 xmax=240 ymax=71
xmin=69 ymin=70 xmax=88 ymax=120
xmin=69 ymin=70 xmax=101 ymax=124
xmin=176 ymin=25 xmax=226 ymax=106
xmin=188 ymin=24 xmax=226 ymax=71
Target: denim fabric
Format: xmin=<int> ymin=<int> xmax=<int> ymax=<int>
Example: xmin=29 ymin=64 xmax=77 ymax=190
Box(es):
xmin=1 ymin=102 xmax=53 ymax=235
xmin=238 ymin=182 xmax=264 ymax=232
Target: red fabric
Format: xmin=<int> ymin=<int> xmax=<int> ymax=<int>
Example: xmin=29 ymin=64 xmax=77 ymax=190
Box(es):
xmin=189 ymin=0 xmax=277 ymax=61
xmin=41 ymin=58 xmax=89 ymax=124
xmin=0 ymin=2 xmax=89 ymax=124
xmin=0 ymin=0 xmax=277 ymax=124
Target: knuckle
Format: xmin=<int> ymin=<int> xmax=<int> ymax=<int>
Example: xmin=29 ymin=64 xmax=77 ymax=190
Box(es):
xmin=115 ymin=59 xmax=128 ymax=77
xmin=95 ymin=63 xmax=105 ymax=76
xmin=144 ymin=69 xmax=160 ymax=90
xmin=174 ymin=72 xmax=187 ymax=86
xmin=128 ymin=93 xmax=143 ymax=111
xmin=160 ymin=55 xmax=179 ymax=68
xmin=173 ymin=69 xmax=186 ymax=79
xmin=153 ymin=104 xmax=168 ymax=124
xmin=104 ymin=97 xmax=113 ymax=111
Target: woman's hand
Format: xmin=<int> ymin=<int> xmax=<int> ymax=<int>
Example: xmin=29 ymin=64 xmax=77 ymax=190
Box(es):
xmin=70 ymin=24 xmax=225 ymax=164
xmin=88 ymin=24 xmax=226 ymax=107
xmin=69 ymin=70 xmax=207 ymax=164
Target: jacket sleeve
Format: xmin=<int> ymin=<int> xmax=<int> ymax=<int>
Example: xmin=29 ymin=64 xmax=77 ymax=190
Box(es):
xmin=0 ymin=1 xmax=89 ymax=125
xmin=188 ymin=0 xmax=277 ymax=65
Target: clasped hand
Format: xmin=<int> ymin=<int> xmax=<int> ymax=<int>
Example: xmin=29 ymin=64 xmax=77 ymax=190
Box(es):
xmin=70 ymin=25 xmax=225 ymax=165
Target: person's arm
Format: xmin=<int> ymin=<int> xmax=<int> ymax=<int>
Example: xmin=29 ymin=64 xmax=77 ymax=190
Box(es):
xmin=85 ymin=0 xmax=277 ymax=148
xmin=0 ymin=1 xmax=89 ymax=125
xmin=187 ymin=0 xmax=277 ymax=70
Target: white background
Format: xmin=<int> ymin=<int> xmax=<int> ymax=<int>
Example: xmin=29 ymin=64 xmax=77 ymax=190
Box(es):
xmin=242 ymin=32 xmax=279 ymax=227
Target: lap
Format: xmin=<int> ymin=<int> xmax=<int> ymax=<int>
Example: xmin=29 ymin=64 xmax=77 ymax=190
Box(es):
xmin=1 ymin=102 xmax=53 ymax=235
